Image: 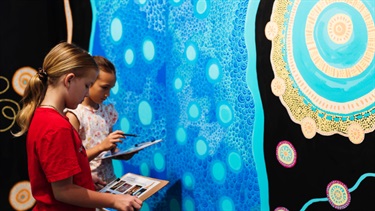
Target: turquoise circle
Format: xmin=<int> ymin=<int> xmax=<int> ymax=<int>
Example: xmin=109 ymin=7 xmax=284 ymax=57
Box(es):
xmin=194 ymin=0 xmax=210 ymax=19
xmin=142 ymin=37 xmax=156 ymax=63
xmin=227 ymin=151 xmax=242 ymax=173
xmin=194 ymin=137 xmax=208 ymax=159
xmin=314 ymin=4 xmax=366 ymax=68
xmin=140 ymin=202 xmax=150 ymax=211
xmin=136 ymin=0 xmax=147 ymax=5
xmin=219 ymin=196 xmax=234 ymax=211
xmin=138 ymin=100 xmax=153 ymax=126
xmin=169 ymin=0 xmax=183 ymax=6
xmin=173 ymin=76 xmax=184 ymax=92
xmin=216 ymin=101 xmax=234 ymax=127
xmin=124 ymin=47 xmax=135 ymax=68
xmin=183 ymin=197 xmax=195 ymax=211
xmin=169 ymin=198 xmax=181 ymax=211
xmin=188 ymin=102 xmax=201 ymax=121
xmin=176 ymin=126 xmax=187 ymax=145
xmin=153 ymin=152 xmax=165 ymax=172
xmin=186 ymin=46 xmax=196 ymax=61
xmin=196 ymin=0 xmax=207 ymax=15
xmin=112 ymin=159 xmax=124 ymax=178
xmin=110 ymin=17 xmax=122 ymax=42
xmin=140 ymin=162 xmax=150 ymax=177
xmin=120 ymin=117 xmax=130 ymax=133
xmin=185 ymin=41 xmax=198 ymax=64
xmin=211 ymin=160 xmax=226 ymax=184
xmin=206 ymin=58 xmax=222 ymax=84
xmin=111 ymin=81 xmax=119 ymax=95
xmin=291 ymin=2 xmax=374 ymax=103
xmin=182 ymin=172 xmax=195 ymax=190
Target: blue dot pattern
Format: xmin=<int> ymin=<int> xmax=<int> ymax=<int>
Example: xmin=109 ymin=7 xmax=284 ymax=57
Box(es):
xmin=90 ymin=0 xmax=260 ymax=210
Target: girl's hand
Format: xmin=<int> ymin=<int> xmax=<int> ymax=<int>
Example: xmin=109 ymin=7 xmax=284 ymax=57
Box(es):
xmin=92 ymin=174 xmax=107 ymax=191
xmin=113 ymin=194 xmax=142 ymax=211
xmin=100 ymin=130 xmax=125 ymax=152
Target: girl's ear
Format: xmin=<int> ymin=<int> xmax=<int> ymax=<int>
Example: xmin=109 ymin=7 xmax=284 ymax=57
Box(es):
xmin=64 ymin=73 xmax=75 ymax=88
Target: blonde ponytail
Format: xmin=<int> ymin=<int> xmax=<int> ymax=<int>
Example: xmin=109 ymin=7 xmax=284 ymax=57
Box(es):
xmin=13 ymin=42 xmax=98 ymax=137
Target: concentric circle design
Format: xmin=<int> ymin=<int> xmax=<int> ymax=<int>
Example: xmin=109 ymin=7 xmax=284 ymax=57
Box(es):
xmin=271 ymin=77 xmax=286 ymax=97
xmin=9 ymin=181 xmax=35 ymax=210
xmin=274 ymin=207 xmax=289 ymax=211
xmin=269 ymin=0 xmax=375 ymax=142
xmin=347 ymin=122 xmax=364 ymax=144
xmin=327 ymin=14 xmax=353 ymax=44
xmin=301 ymin=117 xmax=317 ymax=139
xmin=276 ymin=140 xmax=297 ymax=168
xmin=12 ymin=66 xmax=37 ymax=96
xmin=326 ymin=180 xmax=351 ymax=210
xmin=265 ymin=21 xmax=278 ymax=41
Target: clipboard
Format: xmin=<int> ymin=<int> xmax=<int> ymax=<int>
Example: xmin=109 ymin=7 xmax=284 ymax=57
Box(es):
xmin=100 ymin=139 xmax=163 ymax=160
xmin=100 ymin=173 xmax=169 ymax=211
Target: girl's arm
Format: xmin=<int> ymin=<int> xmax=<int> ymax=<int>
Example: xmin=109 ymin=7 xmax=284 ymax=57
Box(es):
xmin=85 ymin=130 xmax=124 ymax=161
xmin=51 ymin=177 xmax=142 ymax=211
xmin=66 ymin=111 xmax=80 ymax=132
xmin=66 ymin=112 xmax=122 ymax=161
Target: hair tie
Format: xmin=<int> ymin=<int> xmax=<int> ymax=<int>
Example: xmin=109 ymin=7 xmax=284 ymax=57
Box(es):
xmin=37 ymin=68 xmax=48 ymax=82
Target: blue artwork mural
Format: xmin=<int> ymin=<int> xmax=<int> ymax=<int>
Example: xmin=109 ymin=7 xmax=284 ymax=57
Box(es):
xmin=87 ymin=0 xmax=374 ymax=210
xmin=89 ymin=0 xmax=263 ymax=210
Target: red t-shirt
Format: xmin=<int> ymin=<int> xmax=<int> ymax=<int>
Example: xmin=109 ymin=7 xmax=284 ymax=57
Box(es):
xmin=27 ymin=108 xmax=95 ymax=211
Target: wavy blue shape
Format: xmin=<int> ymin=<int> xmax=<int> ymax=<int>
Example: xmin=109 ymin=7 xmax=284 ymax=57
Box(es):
xmin=301 ymin=173 xmax=375 ymax=211
xmin=245 ymin=0 xmax=267 ymax=210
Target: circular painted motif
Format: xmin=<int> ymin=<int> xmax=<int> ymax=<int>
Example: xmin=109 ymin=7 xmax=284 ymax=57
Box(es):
xmin=12 ymin=66 xmax=37 ymax=96
xmin=347 ymin=122 xmax=364 ymax=144
xmin=326 ymin=180 xmax=351 ymax=210
xmin=271 ymin=77 xmax=286 ymax=97
xmin=327 ymin=14 xmax=352 ymax=44
xmin=9 ymin=181 xmax=36 ymax=210
xmin=276 ymin=140 xmax=297 ymax=168
xmin=301 ymin=117 xmax=317 ymax=139
xmin=269 ymin=0 xmax=375 ymax=141
xmin=265 ymin=21 xmax=278 ymax=41
xmin=274 ymin=207 xmax=289 ymax=211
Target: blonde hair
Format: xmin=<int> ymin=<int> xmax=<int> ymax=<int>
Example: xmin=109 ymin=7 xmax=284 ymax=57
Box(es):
xmin=13 ymin=42 xmax=98 ymax=137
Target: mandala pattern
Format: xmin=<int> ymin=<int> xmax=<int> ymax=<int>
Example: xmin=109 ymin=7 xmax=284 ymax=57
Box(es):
xmin=268 ymin=0 xmax=375 ymax=143
xmin=274 ymin=207 xmax=289 ymax=211
xmin=276 ymin=140 xmax=297 ymax=168
xmin=271 ymin=77 xmax=286 ymax=97
xmin=12 ymin=66 xmax=37 ymax=96
xmin=326 ymin=180 xmax=351 ymax=210
xmin=9 ymin=181 xmax=35 ymax=210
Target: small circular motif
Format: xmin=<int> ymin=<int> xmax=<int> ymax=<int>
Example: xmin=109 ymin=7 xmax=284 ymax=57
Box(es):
xmin=265 ymin=21 xmax=278 ymax=41
xmin=328 ymin=14 xmax=353 ymax=44
xmin=276 ymin=140 xmax=297 ymax=168
xmin=271 ymin=77 xmax=286 ymax=97
xmin=326 ymin=180 xmax=351 ymax=210
xmin=274 ymin=207 xmax=289 ymax=211
xmin=301 ymin=117 xmax=317 ymax=139
xmin=347 ymin=123 xmax=364 ymax=144
xmin=12 ymin=66 xmax=37 ymax=96
xmin=9 ymin=181 xmax=36 ymax=210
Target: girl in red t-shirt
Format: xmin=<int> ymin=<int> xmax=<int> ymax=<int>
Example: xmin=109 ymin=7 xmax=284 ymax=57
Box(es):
xmin=14 ymin=42 xmax=142 ymax=211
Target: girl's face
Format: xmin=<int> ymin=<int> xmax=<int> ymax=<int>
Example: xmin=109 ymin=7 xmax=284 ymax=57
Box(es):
xmin=88 ymin=70 xmax=116 ymax=104
xmin=66 ymin=68 xmax=98 ymax=109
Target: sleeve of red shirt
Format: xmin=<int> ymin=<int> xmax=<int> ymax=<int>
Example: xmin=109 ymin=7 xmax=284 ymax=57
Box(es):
xmin=37 ymin=127 xmax=82 ymax=183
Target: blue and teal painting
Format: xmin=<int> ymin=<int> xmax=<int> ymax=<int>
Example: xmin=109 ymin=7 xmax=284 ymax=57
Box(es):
xmin=88 ymin=0 xmax=375 ymax=210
